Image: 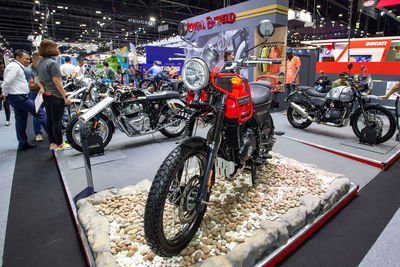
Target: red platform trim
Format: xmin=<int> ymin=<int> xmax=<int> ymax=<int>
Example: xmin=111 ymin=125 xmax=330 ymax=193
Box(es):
xmin=264 ymin=185 xmax=359 ymax=266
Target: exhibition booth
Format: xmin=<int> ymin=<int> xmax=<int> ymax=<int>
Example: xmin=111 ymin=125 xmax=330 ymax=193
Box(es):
xmin=3 ymin=0 xmax=399 ymax=266
xmin=50 ymin=0 xmax=400 ymax=266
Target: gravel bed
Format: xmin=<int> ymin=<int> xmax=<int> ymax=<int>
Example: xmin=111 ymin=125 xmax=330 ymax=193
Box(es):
xmin=77 ymin=152 xmax=350 ymax=267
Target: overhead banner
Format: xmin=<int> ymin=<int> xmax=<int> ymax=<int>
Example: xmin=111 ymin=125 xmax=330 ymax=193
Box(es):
xmin=376 ymin=0 xmax=400 ymax=7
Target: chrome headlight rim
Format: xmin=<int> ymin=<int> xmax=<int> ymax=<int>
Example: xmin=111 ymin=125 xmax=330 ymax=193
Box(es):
xmin=182 ymin=57 xmax=210 ymax=91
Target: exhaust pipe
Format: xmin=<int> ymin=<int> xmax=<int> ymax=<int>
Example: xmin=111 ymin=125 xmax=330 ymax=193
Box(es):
xmin=289 ymin=102 xmax=314 ymax=121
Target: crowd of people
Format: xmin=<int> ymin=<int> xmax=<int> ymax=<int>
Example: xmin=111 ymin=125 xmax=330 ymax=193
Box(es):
xmin=1 ymin=39 xmax=71 ymax=151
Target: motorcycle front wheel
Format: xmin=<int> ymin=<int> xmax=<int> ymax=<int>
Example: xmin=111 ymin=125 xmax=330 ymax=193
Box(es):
xmin=159 ymin=103 xmax=186 ymax=138
xmin=351 ymin=105 xmax=396 ymax=144
xmin=144 ymin=145 xmax=212 ymax=256
xmin=287 ymin=100 xmax=313 ymax=129
xmin=66 ymin=114 xmax=114 ymax=152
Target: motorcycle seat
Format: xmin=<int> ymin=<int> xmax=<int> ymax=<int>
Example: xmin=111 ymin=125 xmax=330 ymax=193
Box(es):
xmin=248 ymin=81 xmax=272 ymax=105
xmin=146 ymin=90 xmax=180 ymax=100
xmin=297 ymin=86 xmax=313 ymax=91
xmin=306 ymin=88 xmax=327 ymax=98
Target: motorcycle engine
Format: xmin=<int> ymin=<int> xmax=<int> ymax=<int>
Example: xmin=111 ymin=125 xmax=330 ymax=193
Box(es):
xmin=239 ymin=129 xmax=257 ymax=162
xmin=322 ymin=101 xmax=344 ymax=124
xmin=121 ymin=103 xmax=151 ymax=134
xmin=127 ymin=114 xmax=151 ymax=133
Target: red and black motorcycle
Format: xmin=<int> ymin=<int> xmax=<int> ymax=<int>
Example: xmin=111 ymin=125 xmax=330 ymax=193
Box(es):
xmin=144 ymin=20 xmax=281 ymax=256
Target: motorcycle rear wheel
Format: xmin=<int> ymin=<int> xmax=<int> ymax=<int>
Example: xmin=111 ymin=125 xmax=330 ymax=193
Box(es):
xmin=351 ymin=105 xmax=396 ymax=144
xmin=159 ymin=103 xmax=186 ymax=138
xmin=66 ymin=114 xmax=113 ymax=152
xmin=287 ymin=101 xmax=313 ymax=129
xmin=144 ymin=145 xmax=211 ymax=256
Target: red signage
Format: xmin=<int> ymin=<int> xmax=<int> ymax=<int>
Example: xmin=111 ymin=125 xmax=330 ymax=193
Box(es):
xmin=187 ymin=12 xmax=236 ymax=32
xmin=363 ymin=0 xmax=376 ymax=7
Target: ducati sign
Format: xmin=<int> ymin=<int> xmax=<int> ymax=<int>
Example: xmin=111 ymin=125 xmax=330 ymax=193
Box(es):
xmin=363 ymin=0 xmax=376 ymax=7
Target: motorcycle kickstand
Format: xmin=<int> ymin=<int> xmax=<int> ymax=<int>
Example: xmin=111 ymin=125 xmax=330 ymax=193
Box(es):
xmin=251 ymin=164 xmax=257 ymax=187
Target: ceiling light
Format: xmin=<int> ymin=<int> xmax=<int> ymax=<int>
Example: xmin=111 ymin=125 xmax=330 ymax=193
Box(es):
xmin=35 ymin=0 xmax=40 ymax=4
xmin=57 ymin=5 xmax=63 ymax=9
xmin=96 ymin=11 xmax=101 ymax=14
xmin=339 ymin=14 xmax=343 ymax=17
xmin=143 ymin=30 xmax=146 ymax=33
xmin=316 ymin=5 xmax=321 ymax=8
xmin=34 ymin=18 xmax=38 ymax=21
xmin=35 ymin=11 xmax=40 ymax=14
xmin=64 ymin=7 xmax=68 ymax=10
xmin=108 ymin=17 xmax=111 ymax=20
xmin=55 ymin=21 xmax=60 ymax=24
xmin=150 ymin=17 xmax=156 ymax=22
xmin=80 ymin=24 xmax=86 ymax=27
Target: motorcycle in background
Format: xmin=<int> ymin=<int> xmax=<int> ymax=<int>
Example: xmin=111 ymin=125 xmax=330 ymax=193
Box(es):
xmin=285 ymin=64 xmax=396 ymax=144
xmin=66 ymin=87 xmax=186 ymax=151
xmin=144 ymin=19 xmax=281 ymax=256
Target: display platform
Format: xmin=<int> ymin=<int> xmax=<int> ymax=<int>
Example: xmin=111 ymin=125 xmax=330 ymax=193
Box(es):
xmin=74 ymin=153 xmax=357 ymax=267
xmin=271 ymin=112 xmax=400 ymax=170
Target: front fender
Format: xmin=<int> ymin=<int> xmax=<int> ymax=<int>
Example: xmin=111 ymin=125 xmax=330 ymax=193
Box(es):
xmin=349 ymin=103 xmax=382 ymax=126
xmin=180 ymin=136 xmax=208 ymax=150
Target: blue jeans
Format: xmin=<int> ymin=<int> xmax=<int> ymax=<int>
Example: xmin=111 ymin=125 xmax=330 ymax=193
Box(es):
xmin=6 ymin=94 xmax=47 ymax=146
xmin=28 ymin=91 xmax=44 ymax=135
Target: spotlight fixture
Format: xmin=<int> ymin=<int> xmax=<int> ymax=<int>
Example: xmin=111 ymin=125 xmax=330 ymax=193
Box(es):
xmin=150 ymin=17 xmax=156 ymax=22
xmin=316 ymin=5 xmax=321 ymax=8
xmin=96 ymin=10 xmax=101 ymax=14
xmin=339 ymin=14 xmax=343 ymax=17
xmin=55 ymin=21 xmax=60 ymax=24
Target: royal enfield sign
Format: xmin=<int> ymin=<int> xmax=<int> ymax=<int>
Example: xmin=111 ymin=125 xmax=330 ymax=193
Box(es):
xmin=187 ymin=12 xmax=236 ymax=32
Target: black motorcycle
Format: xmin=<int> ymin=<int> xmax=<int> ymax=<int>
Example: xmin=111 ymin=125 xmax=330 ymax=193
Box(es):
xmin=139 ymin=73 xmax=174 ymax=92
xmin=286 ymin=64 xmax=396 ymax=144
xmin=66 ymin=87 xmax=186 ymax=152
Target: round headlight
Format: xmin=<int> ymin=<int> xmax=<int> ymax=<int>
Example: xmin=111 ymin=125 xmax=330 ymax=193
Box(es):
xmin=182 ymin=58 xmax=210 ymax=91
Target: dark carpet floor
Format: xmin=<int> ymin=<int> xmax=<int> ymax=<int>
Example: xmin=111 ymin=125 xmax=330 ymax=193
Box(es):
xmin=2 ymin=141 xmax=88 ymax=267
xmin=278 ymin=158 xmax=400 ymax=267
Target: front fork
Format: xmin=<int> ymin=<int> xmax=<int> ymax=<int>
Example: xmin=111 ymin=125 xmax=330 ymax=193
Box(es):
xmin=197 ymin=93 xmax=227 ymax=211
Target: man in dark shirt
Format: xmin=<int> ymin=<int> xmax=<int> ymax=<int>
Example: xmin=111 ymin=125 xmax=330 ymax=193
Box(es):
xmin=103 ymin=62 xmax=117 ymax=82
xmin=314 ymin=70 xmax=330 ymax=92
xmin=26 ymin=52 xmax=46 ymax=141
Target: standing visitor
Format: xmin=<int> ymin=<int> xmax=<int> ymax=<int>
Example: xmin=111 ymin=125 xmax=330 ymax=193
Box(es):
xmin=134 ymin=64 xmax=142 ymax=87
xmin=285 ymin=48 xmax=301 ymax=95
xmin=3 ymin=49 xmax=47 ymax=151
xmin=36 ymin=39 xmax=71 ymax=150
xmin=26 ymin=52 xmax=46 ymax=141
xmin=127 ymin=65 xmax=135 ymax=85
xmin=76 ymin=58 xmax=86 ymax=77
xmin=0 ymin=62 xmax=11 ymax=126
xmin=60 ymin=56 xmax=77 ymax=78
xmin=145 ymin=61 xmax=163 ymax=79
xmin=103 ymin=62 xmax=118 ymax=82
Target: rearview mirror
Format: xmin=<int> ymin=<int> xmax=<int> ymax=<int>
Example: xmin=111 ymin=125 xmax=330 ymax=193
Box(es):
xmin=178 ymin=21 xmax=188 ymax=37
xmin=257 ymin=19 xmax=275 ymax=38
xmin=348 ymin=62 xmax=353 ymax=70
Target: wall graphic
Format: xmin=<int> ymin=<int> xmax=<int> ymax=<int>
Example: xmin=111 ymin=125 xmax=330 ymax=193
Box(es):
xmin=185 ymin=27 xmax=250 ymax=78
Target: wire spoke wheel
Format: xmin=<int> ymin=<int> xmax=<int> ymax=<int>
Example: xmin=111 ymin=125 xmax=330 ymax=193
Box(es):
xmin=144 ymin=145 xmax=211 ymax=256
xmin=351 ymin=105 xmax=396 ymax=144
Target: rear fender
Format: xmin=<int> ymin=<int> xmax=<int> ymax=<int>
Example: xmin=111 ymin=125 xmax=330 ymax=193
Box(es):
xmin=285 ymin=91 xmax=308 ymax=103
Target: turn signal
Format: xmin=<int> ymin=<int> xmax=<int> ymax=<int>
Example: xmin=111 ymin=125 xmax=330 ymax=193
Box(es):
xmin=231 ymin=77 xmax=242 ymax=84
xmin=178 ymin=75 xmax=182 ymax=80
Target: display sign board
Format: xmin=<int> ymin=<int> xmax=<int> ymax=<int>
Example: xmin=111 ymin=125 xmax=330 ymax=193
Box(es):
xmin=158 ymin=24 xmax=169 ymax=32
xmin=127 ymin=18 xmax=156 ymax=27
xmin=335 ymin=39 xmax=392 ymax=62
xmin=376 ymin=0 xmax=400 ymax=7
xmin=358 ymin=0 xmax=378 ymax=19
